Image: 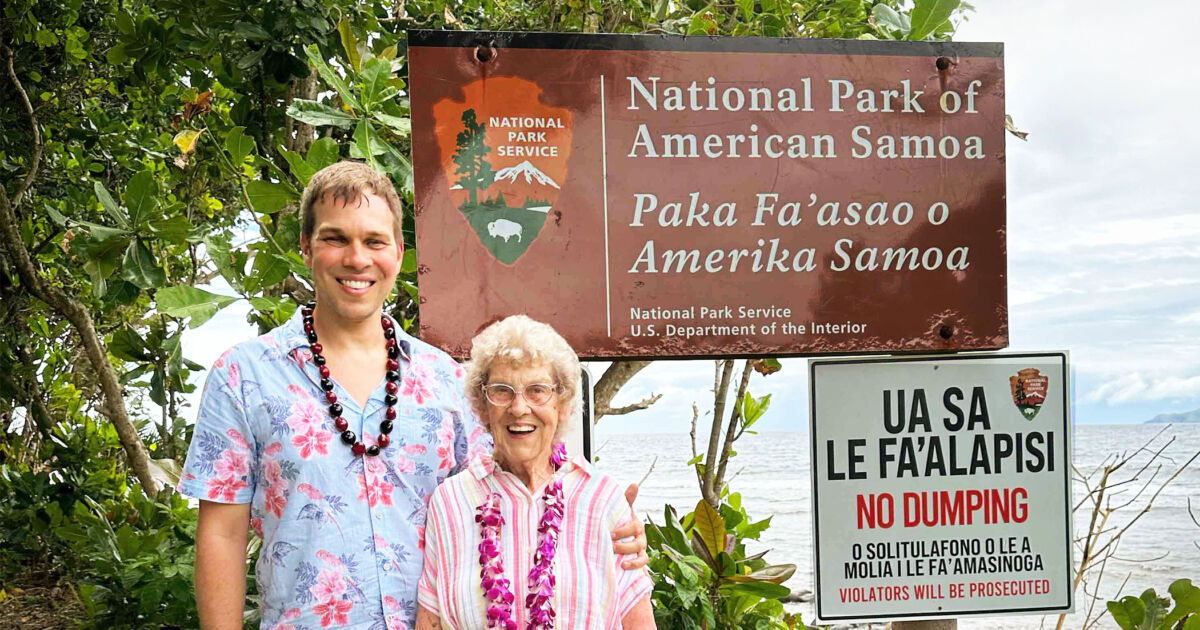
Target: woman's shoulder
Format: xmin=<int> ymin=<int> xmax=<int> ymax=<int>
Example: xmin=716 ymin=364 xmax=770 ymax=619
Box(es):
xmin=430 ymin=460 xmax=483 ymax=509
xmin=566 ymin=459 xmax=630 ymax=517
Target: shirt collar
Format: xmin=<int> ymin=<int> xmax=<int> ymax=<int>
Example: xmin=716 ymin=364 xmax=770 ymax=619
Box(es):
xmin=469 ymin=449 xmax=594 ymax=481
xmin=274 ymin=306 xmax=414 ymax=361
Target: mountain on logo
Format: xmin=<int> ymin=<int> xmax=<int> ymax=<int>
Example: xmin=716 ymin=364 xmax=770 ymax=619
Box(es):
xmin=493 ymin=160 xmax=560 ymax=189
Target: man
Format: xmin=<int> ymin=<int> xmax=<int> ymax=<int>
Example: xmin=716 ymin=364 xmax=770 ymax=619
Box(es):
xmin=178 ymin=161 xmax=647 ymax=630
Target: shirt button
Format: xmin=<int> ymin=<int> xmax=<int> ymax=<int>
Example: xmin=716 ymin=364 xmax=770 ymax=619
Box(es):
xmin=375 ymin=512 xmax=382 ymax=520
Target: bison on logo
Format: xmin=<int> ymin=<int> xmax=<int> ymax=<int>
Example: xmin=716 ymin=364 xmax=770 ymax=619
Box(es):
xmin=1009 ymin=368 xmax=1049 ymax=420
xmin=432 ymin=77 xmax=572 ymax=264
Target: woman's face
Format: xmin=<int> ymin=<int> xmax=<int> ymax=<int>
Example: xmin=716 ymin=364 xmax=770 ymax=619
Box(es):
xmin=485 ymin=362 xmax=562 ymax=471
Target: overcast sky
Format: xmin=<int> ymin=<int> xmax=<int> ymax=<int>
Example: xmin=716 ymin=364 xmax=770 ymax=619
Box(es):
xmin=182 ymin=0 xmax=1200 ymax=432
xmin=591 ymin=0 xmax=1200 ymax=432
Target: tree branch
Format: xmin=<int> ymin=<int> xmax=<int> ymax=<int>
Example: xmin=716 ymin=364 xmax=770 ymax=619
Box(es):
xmin=703 ymin=359 xmax=735 ymax=507
xmin=596 ymin=393 xmax=662 ymax=418
xmin=0 ymin=45 xmax=159 ymax=496
xmin=592 ymin=360 xmax=656 ymax=421
xmin=713 ymin=359 xmax=752 ymax=496
xmin=2 ymin=44 xmax=42 ymax=211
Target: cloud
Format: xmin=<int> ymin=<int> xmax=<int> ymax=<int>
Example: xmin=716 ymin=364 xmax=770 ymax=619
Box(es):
xmin=1086 ymin=372 xmax=1200 ymax=405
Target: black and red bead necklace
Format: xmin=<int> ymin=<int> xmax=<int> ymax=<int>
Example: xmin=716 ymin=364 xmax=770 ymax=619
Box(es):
xmin=302 ymin=303 xmax=400 ymax=457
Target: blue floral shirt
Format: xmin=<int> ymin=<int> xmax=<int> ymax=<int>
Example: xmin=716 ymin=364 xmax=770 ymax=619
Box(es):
xmin=178 ymin=310 xmax=491 ymax=630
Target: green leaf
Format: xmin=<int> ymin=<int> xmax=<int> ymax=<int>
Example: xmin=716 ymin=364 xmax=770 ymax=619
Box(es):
xmin=1142 ymin=588 xmax=1172 ymax=629
xmin=44 ymin=202 xmax=68 ymax=227
xmin=245 ymin=180 xmax=298 ymax=214
xmin=94 ymin=181 xmax=130 ymax=229
xmin=281 ymin=149 xmax=317 ymax=186
xmin=306 ymin=137 xmax=340 ymax=171
xmin=352 ymin=120 xmax=385 ymax=172
xmin=373 ymin=112 xmax=411 ymax=136
xmin=224 ymin=126 xmax=255 ymax=164
xmin=156 ymin=285 xmax=237 ymax=327
xmin=249 ymin=295 xmax=290 ymax=313
xmin=106 ymin=43 xmax=129 ymax=65
xmin=1185 ymin=615 xmax=1200 ymax=630
xmin=738 ymin=515 xmax=772 ymax=540
xmin=286 ymin=99 xmax=356 ymax=129
xmin=1165 ymin=579 xmax=1200 ymax=626
xmin=246 ymin=250 xmax=291 ymax=293
xmin=734 ymin=0 xmax=754 ymax=20
xmin=237 ymin=47 xmax=268 ymax=70
xmin=233 ymin=21 xmax=271 ymax=41
xmin=114 ymin=12 xmax=135 ymax=35
xmin=692 ymin=499 xmax=726 ymax=560
xmin=743 ymin=563 xmax=796 ymax=585
xmin=83 ymin=259 xmax=108 ymax=297
xmin=719 ymin=580 xmax=790 ymax=600
xmin=872 ymin=4 xmax=908 ymax=36
xmin=400 ymin=247 xmax=417 ymax=274
xmin=360 ymin=57 xmax=394 ymax=109
xmin=204 ymin=234 xmax=244 ymax=292
xmin=337 ymin=18 xmax=362 ymax=72
xmin=123 ymin=170 xmax=157 ymax=228
xmin=120 ymin=239 xmax=166 ymax=289
xmin=741 ymin=392 xmax=771 ymax=429
xmin=149 ymin=214 xmax=192 ymax=244
xmin=908 ymin=0 xmax=961 ymax=40
xmin=109 ymin=326 xmax=153 ymax=362
xmin=304 ymin=44 xmax=361 ymax=111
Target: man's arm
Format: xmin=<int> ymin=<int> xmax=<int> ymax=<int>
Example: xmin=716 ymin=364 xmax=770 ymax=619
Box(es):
xmin=620 ymin=594 xmax=656 ymax=629
xmin=611 ymin=483 xmax=649 ymax=569
xmin=415 ymin=606 xmax=443 ymax=630
xmin=196 ymin=500 xmax=251 ymax=630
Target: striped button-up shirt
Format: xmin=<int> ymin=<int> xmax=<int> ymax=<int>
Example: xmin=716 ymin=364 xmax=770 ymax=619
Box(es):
xmin=418 ymin=452 xmax=653 ymax=628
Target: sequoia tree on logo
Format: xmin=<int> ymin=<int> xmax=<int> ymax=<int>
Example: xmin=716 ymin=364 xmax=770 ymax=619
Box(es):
xmin=434 ymin=77 xmax=572 ymax=266
xmin=1010 ymin=368 xmax=1049 ymax=420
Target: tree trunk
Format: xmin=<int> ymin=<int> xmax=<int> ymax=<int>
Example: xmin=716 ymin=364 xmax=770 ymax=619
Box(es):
xmin=702 ymin=360 xmax=735 ymax=507
xmin=1 ymin=45 xmax=160 ymax=495
xmin=0 ymin=189 xmax=161 ymax=496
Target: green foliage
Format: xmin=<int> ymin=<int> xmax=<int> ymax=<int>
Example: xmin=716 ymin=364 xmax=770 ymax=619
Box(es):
xmin=0 ymin=417 xmax=254 ymax=628
xmin=2 ymin=0 xmax=972 ymax=623
xmin=646 ymin=495 xmax=807 ymax=629
xmin=1107 ymin=580 xmax=1200 ymax=630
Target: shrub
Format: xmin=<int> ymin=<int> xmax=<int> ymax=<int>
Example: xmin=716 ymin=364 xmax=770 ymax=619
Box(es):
xmin=646 ymin=493 xmax=809 ymax=630
xmin=1106 ymin=579 xmax=1200 ymax=630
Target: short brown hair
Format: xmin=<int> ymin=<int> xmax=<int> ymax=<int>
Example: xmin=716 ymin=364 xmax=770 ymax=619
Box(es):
xmin=299 ymin=161 xmax=403 ymax=241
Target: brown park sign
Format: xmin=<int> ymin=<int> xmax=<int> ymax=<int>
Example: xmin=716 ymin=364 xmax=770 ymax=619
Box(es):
xmin=409 ymin=31 xmax=1008 ymax=359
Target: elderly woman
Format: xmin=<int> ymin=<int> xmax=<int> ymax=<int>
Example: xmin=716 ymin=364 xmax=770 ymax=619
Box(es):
xmin=416 ymin=315 xmax=656 ymax=629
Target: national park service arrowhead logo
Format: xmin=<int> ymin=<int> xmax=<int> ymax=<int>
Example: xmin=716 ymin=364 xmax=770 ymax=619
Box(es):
xmin=433 ymin=77 xmax=572 ymax=264
xmin=1010 ymin=368 xmax=1049 ymax=420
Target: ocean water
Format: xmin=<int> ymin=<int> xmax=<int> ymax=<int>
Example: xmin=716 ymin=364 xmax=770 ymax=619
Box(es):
xmin=593 ymin=424 xmax=1200 ymax=629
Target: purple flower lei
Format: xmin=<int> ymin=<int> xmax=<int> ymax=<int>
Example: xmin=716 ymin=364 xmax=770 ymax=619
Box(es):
xmin=476 ymin=442 xmax=568 ymax=630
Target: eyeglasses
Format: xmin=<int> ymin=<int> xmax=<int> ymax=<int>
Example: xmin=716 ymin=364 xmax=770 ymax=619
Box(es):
xmin=482 ymin=382 xmax=560 ymax=407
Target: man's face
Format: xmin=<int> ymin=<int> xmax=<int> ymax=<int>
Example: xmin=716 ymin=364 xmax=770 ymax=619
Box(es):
xmin=301 ymin=191 xmax=402 ymax=326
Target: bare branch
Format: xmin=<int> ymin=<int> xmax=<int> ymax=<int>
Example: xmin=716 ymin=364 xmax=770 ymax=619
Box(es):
xmin=714 ymin=359 xmax=753 ymax=496
xmin=593 ymin=360 xmax=656 ymax=421
xmin=702 ymin=359 xmax=735 ymax=506
xmin=637 ymin=456 xmax=657 ymax=487
xmin=596 ymin=392 xmax=663 ymax=419
xmin=2 ymin=44 xmax=43 ymax=211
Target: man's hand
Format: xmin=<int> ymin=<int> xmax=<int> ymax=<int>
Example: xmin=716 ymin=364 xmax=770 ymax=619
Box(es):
xmin=612 ymin=483 xmax=649 ymax=570
xmin=196 ymin=500 xmax=251 ymax=630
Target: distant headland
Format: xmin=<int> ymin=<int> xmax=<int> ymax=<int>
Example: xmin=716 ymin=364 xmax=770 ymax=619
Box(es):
xmin=1145 ymin=408 xmax=1200 ymax=424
